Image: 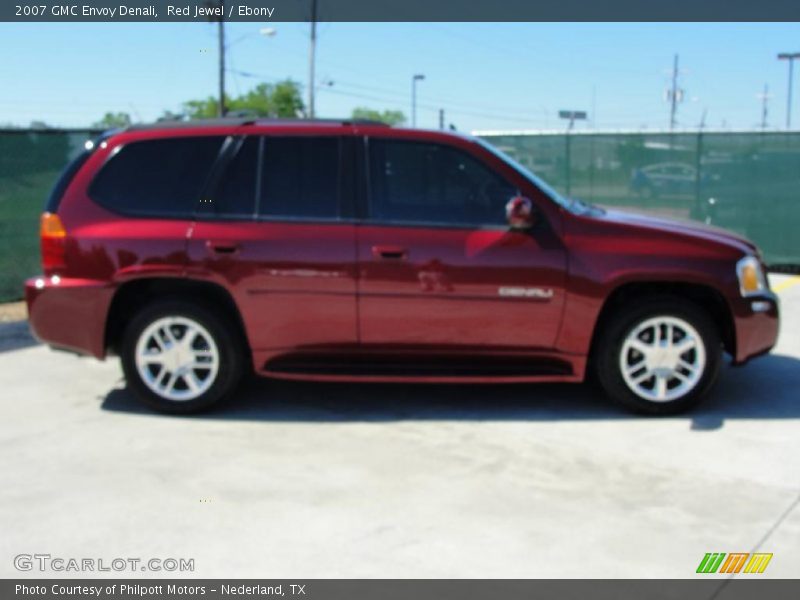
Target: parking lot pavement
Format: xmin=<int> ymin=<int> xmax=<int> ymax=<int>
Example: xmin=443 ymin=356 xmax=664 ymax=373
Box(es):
xmin=1 ymin=275 xmax=798 ymax=579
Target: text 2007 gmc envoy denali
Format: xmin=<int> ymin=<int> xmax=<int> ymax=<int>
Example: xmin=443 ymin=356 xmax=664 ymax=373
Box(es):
xmin=26 ymin=119 xmax=779 ymax=414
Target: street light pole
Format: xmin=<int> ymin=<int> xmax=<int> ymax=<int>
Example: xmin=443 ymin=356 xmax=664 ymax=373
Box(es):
xmin=217 ymin=1 xmax=226 ymax=117
xmin=778 ymin=52 xmax=800 ymax=129
xmin=308 ymin=0 xmax=318 ymax=119
xmin=411 ymin=74 xmax=425 ymax=127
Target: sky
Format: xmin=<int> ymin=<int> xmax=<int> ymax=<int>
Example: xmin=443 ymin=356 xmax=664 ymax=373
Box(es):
xmin=1 ymin=22 xmax=799 ymax=132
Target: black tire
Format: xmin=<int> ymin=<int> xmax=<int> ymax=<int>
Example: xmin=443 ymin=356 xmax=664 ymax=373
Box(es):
xmin=121 ymin=299 xmax=244 ymax=414
xmin=593 ymin=296 xmax=722 ymax=415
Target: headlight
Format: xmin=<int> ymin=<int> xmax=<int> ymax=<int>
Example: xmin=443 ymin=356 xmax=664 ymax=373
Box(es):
xmin=736 ymin=255 xmax=768 ymax=297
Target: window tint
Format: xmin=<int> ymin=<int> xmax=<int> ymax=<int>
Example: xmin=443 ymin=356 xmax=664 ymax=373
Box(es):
xmin=89 ymin=136 xmax=224 ymax=217
xmin=369 ymin=139 xmax=516 ymax=226
xmin=45 ymin=149 xmax=92 ymax=213
xmin=209 ymin=137 xmax=259 ymax=218
xmin=259 ymin=137 xmax=340 ymax=219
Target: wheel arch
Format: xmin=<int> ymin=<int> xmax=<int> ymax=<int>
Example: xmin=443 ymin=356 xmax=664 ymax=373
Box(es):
xmin=105 ymin=278 xmax=250 ymax=359
xmin=588 ymin=281 xmax=736 ymax=363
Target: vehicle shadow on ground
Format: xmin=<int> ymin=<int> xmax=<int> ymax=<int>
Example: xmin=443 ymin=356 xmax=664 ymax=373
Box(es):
xmin=0 ymin=321 xmax=39 ymax=354
xmin=101 ymin=353 xmax=800 ymax=428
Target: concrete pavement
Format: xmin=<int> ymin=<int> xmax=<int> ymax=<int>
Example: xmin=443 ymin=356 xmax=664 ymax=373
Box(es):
xmin=1 ymin=275 xmax=798 ymax=578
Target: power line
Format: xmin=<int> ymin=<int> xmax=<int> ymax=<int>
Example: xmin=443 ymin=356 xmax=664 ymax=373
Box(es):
xmin=330 ymin=77 xmax=550 ymax=117
xmin=230 ymin=63 xmax=553 ymax=119
xmin=431 ymin=23 xmax=656 ymax=77
xmin=318 ymin=86 xmax=548 ymax=125
xmin=224 ymin=66 xmax=552 ymax=125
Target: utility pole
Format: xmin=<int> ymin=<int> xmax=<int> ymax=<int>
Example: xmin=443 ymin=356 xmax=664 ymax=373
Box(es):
xmin=438 ymin=109 xmax=444 ymax=129
xmin=666 ymin=54 xmax=684 ymax=131
xmin=218 ymin=10 xmax=225 ymax=117
xmin=411 ymin=74 xmax=425 ymax=127
xmin=757 ymin=84 xmax=771 ymax=130
xmin=308 ymin=0 xmax=318 ymax=119
xmin=207 ymin=0 xmax=226 ymax=117
xmin=777 ymin=52 xmax=800 ymax=129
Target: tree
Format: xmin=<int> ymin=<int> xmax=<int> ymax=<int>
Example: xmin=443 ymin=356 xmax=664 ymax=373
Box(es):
xmin=92 ymin=112 xmax=132 ymax=128
xmin=181 ymin=97 xmax=219 ymax=119
xmin=157 ymin=110 xmax=187 ymax=122
xmin=351 ymin=107 xmax=406 ymax=126
xmin=230 ymin=81 xmax=305 ymax=117
xmin=181 ymin=80 xmax=305 ymax=119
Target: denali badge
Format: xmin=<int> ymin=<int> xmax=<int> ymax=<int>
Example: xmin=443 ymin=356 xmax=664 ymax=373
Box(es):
xmin=498 ymin=287 xmax=554 ymax=299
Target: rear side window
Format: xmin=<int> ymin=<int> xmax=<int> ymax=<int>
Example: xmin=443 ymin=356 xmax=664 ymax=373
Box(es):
xmin=89 ymin=136 xmax=224 ymax=217
xmin=259 ymin=137 xmax=340 ymax=219
xmin=368 ymin=139 xmax=516 ymax=226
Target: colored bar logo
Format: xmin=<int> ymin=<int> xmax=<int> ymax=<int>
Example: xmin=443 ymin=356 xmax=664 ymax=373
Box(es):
xmin=696 ymin=552 xmax=773 ymax=574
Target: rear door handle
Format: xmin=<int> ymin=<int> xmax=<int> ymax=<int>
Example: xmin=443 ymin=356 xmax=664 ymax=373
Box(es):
xmin=371 ymin=245 xmax=408 ymax=261
xmin=206 ymin=240 xmax=240 ymax=255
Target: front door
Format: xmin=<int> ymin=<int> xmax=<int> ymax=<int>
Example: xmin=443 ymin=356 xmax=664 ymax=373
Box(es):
xmin=357 ymin=138 xmax=566 ymax=351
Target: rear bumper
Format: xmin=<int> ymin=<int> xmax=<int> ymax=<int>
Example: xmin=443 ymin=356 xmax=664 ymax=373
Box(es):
xmin=731 ymin=291 xmax=780 ymax=364
xmin=25 ymin=275 xmax=114 ymax=359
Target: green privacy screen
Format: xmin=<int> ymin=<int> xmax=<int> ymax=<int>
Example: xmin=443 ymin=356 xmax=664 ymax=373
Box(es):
xmin=0 ymin=129 xmax=99 ymax=302
xmin=0 ymin=129 xmax=798 ymax=302
xmin=480 ymin=131 xmax=800 ymax=268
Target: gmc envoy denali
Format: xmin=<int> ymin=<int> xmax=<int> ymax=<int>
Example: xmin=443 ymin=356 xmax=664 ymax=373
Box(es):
xmin=26 ymin=119 xmax=779 ymax=414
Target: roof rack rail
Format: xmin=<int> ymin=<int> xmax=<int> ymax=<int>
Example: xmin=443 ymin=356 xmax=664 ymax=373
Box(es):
xmin=126 ymin=117 xmax=256 ymax=131
xmin=126 ymin=117 xmax=390 ymax=131
xmin=251 ymin=117 xmax=390 ymax=127
xmin=341 ymin=119 xmax=391 ymax=126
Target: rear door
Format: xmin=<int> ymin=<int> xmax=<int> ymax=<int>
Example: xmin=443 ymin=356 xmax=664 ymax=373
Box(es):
xmin=187 ymin=134 xmax=358 ymax=361
xmin=82 ymin=135 xmax=225 ymax=281
xmin=356 ymin=137 xmax=567 ymax=351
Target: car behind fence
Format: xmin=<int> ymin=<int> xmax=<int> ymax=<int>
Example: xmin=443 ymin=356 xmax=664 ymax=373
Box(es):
xmin=480 ymin=130 xmax=800 ymax=269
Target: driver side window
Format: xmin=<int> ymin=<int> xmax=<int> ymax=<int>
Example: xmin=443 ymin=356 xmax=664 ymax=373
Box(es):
xmin=368 ymin=139 xmax=516 ymax=226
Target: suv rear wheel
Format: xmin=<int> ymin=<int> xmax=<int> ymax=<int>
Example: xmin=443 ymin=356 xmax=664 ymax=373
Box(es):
xmin=594 ymin=296 xmax=722 ymax=415
xmin=121 ymin=300 xmax=244 ymax=413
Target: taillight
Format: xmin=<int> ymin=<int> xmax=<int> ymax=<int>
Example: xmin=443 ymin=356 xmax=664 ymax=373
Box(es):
xmin=40 ymin=212 xmax=67 ymax=272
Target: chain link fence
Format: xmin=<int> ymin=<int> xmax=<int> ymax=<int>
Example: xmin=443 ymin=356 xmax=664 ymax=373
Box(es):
xmin=480 ymin=130 xmax=800 ymax=269
xmin=0 ymin=128 xmax=798 ymax=302
xmin=0 ymin=129 xmax=99 ymax=302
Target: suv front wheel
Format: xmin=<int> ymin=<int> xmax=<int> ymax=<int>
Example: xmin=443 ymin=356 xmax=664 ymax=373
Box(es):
xmin=594 ymin=297 xmax=722 ymax=415
xmin=121 ymin=300 xmax=244 ymax=414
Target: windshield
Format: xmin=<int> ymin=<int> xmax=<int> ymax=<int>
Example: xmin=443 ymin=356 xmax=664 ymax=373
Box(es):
xmin=474 ymin=138 xmax=573 ymax=211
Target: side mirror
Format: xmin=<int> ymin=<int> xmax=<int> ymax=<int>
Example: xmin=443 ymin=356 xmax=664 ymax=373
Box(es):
xmin=505 ymin=195 xmax=536 ymax=230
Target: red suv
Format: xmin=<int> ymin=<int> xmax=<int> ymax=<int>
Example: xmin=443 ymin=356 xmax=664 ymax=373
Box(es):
xmin=25 ymin=119 xmax=779 ymax=414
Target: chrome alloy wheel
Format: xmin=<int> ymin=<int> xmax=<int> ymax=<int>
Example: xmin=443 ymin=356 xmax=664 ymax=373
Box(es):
xmin=619 ymin=316 xmax=706 ymax=403
xmin=134 ymin=316 xmax=219 ymax=402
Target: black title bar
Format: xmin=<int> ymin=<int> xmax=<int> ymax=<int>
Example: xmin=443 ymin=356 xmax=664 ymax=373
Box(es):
xmin=2 ymin=0 xmax=800 ymax=22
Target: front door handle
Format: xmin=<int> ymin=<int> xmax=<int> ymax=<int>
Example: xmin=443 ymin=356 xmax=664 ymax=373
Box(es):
xmin=371 ymin=245 xmax=408 ymax=261
xmin=206 ymin=240 xmax=240 ymax=255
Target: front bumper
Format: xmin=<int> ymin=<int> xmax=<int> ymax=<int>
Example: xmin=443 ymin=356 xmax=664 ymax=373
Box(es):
xmin=25 ymin=275 xmax=114 ymax=359
xmin=730 ymin=291 xmax=780 ymax=364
